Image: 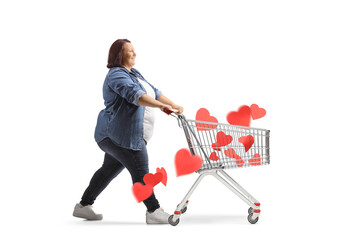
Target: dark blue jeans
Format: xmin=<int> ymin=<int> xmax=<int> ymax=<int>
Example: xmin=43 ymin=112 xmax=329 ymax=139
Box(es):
xmin=80 ymin=138 xmax=160 ymax=212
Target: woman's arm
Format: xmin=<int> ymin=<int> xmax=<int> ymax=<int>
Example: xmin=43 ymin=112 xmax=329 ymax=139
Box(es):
xmin=158 ymin=94 xmax=174 ymax=106
xmin=138 ymin=94 xmax=173 ymax=111
xmin=158 ymin=94 xmax=184 ymax=114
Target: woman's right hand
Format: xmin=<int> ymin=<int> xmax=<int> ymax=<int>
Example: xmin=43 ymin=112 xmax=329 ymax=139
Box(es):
xmin=159 ymin=104 xmax=175 ymax=113
xmin=171 ymin=104 xmax=184 ymax=114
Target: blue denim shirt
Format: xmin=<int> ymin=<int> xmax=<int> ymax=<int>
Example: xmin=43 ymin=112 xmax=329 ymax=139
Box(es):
xmin=94 ymin=67 xmax=162 ymax=150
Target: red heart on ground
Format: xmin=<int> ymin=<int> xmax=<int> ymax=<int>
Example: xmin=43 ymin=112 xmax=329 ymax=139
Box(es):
xmin=209 ymin=152 xmax=219 ymax=161
xmin=175 ymin=148 xmax=203 ymax=177
xmin=156 ymin=167 xmax=167 ymax=186
xmin=224 ymin=148 xmax=242 ymax=160
xmin=227 ymin=105 xmax=251 ymax=127
xmin=238 ymin=135 xmax=254 ymax=152
xmin=250 ymin=104 xmax=266 ymax=120
xmin=249 ymin=153 xmax=262 ymax=166
xmin=196 ymin=108 xmax=218 ymax=131
xmin=236 ymin=158 xmax=245 ymax=168
xmin=132 ymin=182 xmax=153 ymax=203
xmin=143 ymin=172 xmax=163 ymax=187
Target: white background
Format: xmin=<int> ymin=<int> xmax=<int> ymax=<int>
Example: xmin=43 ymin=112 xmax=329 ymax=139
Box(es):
xmin=1 ymin=0 xmax=359 ymax=239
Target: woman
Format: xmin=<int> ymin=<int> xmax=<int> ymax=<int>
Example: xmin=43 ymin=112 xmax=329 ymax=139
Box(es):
xmin=73 ymin=39 xmax=183 ymax=224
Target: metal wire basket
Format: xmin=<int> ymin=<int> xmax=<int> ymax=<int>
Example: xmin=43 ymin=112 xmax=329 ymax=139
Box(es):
xmin=176 ymin=115 xmax=270 ymax=170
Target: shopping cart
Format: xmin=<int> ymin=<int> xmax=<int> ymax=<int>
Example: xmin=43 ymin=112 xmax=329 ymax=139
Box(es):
xmin=164 ymin=109 xmax=270 ymax=226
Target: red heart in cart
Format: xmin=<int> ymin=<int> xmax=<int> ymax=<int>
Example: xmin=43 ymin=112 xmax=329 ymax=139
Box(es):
xmin=156 ymin=167 xmax=167 ymax=186
xmin=224 ymin=148 xmax=242 ymax=160
xmin=132 ymin=182 xmax=153 ymax=203
xmin=211 ymin=144 xmax=222 ymax=151
xmin=236 ymin=158 xmax=245 ymax=168
xmin=212 ymin=131 xmax=233 ymax=150
xmin=175 ymin=148 xmax=203 ymax=177
xmin=227 ymin=105 xmax=251 ymax=127
xmin=215 ymin=131 xmax=233 ymax=147
xmin=249 ymin=153 xmax=262 ymax=166
xmin=143 ymin=172 xmax=163 ymax=187
xmin=209 ymin=152 xmax=219 ymax=161
xmin=250 ymin=104 xmax=266 ymax=120
xmin=196 ymin=108 xmax=218 ymax=131
xmin=238 ymin=135 xmax=254 ymax=152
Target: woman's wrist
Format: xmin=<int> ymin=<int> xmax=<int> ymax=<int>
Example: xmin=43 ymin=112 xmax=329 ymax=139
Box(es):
xmin=170 ymin=103 xmax=184 ymax=114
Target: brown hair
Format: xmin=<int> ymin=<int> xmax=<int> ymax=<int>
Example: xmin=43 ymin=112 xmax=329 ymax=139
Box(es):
xmin=107 ymin=39 xmax=131 ymax=68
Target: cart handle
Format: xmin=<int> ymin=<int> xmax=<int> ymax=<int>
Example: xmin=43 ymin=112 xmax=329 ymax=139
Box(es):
xmin=162 ymin=107 xmax=179 ymax=115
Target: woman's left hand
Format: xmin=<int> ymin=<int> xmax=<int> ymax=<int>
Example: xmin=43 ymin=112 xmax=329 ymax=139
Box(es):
xmin=171 ymin=104 xmax=184 ymax=114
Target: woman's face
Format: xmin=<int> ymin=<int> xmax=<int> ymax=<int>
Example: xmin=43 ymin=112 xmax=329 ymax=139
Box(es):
xmin=122 ymin=42 xmax=136 ymax=69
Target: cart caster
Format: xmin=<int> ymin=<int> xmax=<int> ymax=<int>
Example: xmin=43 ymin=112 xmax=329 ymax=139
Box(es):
xmin=181 ymin=206 xmax=187 ymax=214
xmin=248 ymin=207 xmax=253 ymax=214
xmin=247 ymin=213 xmax=259 ymax=224
xmin=176 ymin=202 xmax=188 ymax=214
xmin=168 ymin=215 xmax=180 ymax=226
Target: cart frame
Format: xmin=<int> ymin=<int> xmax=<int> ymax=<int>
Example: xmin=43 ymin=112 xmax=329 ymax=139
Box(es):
xmin=168 ymin=113 xmax=270 ymax=226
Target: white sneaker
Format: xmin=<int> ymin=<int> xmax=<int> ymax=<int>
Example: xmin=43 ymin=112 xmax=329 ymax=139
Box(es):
xmin=73 ymin=203 xmax=103 ymax=220
xmin=146 ymin=208 xmax=170 ymax=224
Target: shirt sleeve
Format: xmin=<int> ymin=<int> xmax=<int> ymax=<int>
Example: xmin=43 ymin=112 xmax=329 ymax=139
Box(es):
xmin=107 ymin=71 xmax=146 ymax=106
xmin=148 ymin=82 xmax=162 ymax=100
xmin=133 ymin=69 xmax=162 ymax=100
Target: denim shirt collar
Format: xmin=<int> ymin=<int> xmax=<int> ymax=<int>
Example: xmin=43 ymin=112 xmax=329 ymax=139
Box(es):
xmin=111 ymin=66 xmax=144 ymax=80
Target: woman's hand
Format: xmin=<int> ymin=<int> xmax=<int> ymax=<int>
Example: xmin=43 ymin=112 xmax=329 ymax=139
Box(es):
xmin=159 ymin=103 xmax=174 ymax=113
xmin=157 ymin=94 xmax=184 ymax=114
xmin=171 ymin=104 xmax=184 ymax=114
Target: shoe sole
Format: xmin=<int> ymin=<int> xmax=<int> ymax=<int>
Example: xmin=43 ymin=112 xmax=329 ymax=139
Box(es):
xmin=73 ymin=212 xmax=103 ymax=221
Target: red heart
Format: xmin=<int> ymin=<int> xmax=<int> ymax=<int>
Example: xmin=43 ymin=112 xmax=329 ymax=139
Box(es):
xmin=156 ymin=167 xmax=167 ymax=186
xmin=249 ymin=153 xmax=261 ymax=166
xmin=212 ymin=131 xmax=233 ymax=150
xmin=224 ymin=148 xmax=242 ymax=160
xmin=209 ymin=152 xmax=219 ymax=161
xmin=175 ymin=148 xmax=203 ymax=177
xmin=211 ymin=144 xmax=222 ymax=151
xmin=236 ymin=158 xmax=245 ymax=168
xmin=216 ymin=131 xmax=233 ymax=147
xmin=132 ymin=182 xmax=153 ymax=203
xmin=143 ymin=172 xmax=163 ymax=187
xmin=250 ymin=104 xmax=266 ymax=120
xmin=223 ymin=148 xmax=244 ymax=167
xmin=227 ymin=105 xmax=251 ymax=127
xmin=196 ymin=108 xmax=218 ymax=131
xmin=238 ymin=135 xmax=254 ymax=152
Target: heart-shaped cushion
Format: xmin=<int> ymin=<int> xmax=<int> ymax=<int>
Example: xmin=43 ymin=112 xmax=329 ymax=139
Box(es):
xmin=250 ymin=104 xmax=266 ymax=120
xmin=156 ymin=167 xmax=167 ymax=186
xmin=143 ymin=172 xmax=163 ymax=187
xmin=196 ymin=108 xmax=218 ymax=131
xmin=249 ymin=153 xmax=261 ymax=166
xmin=227 ymin=105 xmax=251 ymax=127
xmin=238 ymin=135 xmax=254 ymax=152
xmin=175 ymin=148 xmax=203 ymax=177
xmin=132 ymin=182 xmax=153 ymax=203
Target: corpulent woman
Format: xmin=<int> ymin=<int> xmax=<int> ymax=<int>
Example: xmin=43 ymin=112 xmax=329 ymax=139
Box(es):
xmin=73 ymin=39 xmax=183 ymax=224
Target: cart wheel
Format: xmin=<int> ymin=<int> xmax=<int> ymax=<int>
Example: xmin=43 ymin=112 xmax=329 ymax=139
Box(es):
xmin=247 ymin=213 xmax=259 ymax=224
xmin=181 ymin=206 xmax=187 ymax=214
xmin=248 ymin=207 xmax=253 ymax=214
xmin=168 ymin=215 xmax=180 ymax=226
